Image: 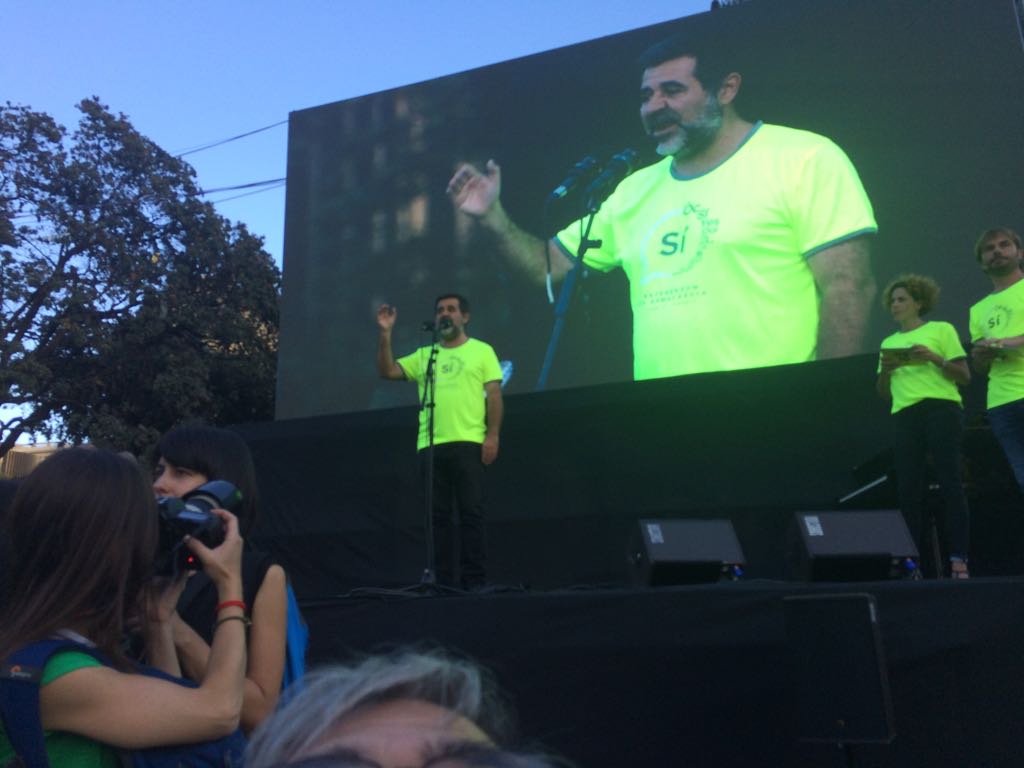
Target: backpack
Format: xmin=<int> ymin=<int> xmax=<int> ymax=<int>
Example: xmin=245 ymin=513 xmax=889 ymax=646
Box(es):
xmin=279 ymin=582 xmax=308 ymax=706
xmin=0 ymin=638 xmax=247 ymax=768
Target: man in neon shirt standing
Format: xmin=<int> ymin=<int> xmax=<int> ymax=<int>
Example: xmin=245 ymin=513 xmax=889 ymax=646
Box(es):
xmin=970 ymin=227 xmax=1024 ymax=495
xmin=377 ymin=294 xmax=504 ymax=589
xmin=446 ymin=34 xmax=877 ymax=380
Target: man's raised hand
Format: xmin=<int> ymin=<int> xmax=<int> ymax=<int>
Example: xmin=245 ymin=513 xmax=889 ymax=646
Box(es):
xmin=376 ymin=304 xmax=397 ymax=331
xmin=446 ymin=159 xmax=501 ymax=219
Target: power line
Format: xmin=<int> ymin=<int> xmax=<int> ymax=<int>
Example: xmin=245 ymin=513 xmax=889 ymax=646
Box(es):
xmin=210 ymin=181 xmax=286 ymax=205
xmin=174 ymin=120 xmax=287 ymax=158
xmin=198 ymin=178 xmax=286 ymax=195
xmin=5 ymin=178 xmax=287 ymax=217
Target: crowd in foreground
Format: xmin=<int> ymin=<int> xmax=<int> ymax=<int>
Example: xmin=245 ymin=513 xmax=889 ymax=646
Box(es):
xmin=0 ymin=431 xmax=570 ymax=767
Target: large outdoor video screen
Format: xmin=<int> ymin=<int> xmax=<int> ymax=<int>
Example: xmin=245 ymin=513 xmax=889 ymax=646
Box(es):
xmin=276 ymin=0 xmax=1023 ymax=418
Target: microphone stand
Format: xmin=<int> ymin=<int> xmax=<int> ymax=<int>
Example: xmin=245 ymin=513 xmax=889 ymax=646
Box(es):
xmin=535 ymin=150 xmax=636 ymax=390
xmin=419 ymin=326 xmax=442 ymax=587
xmin=535 ymin=210 xmax=601 ymax=391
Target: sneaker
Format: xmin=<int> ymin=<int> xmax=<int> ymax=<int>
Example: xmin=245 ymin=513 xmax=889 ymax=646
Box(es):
xmin=950 ymin=557 xmax=970 ymax=580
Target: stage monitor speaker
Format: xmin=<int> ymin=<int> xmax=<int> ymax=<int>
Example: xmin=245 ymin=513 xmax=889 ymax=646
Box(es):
xmin=631 ymin=518 xmax=745 ymax=586
xmin=784 ymin=593 xmax=895 ymax=745
xmin=789 ymin=510 xmax=918 ymax=582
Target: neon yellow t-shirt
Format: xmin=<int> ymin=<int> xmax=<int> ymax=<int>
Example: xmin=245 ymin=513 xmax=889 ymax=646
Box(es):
xmin=397 ymin=337 xmax=503 ymax=450
xmin=969 ymin=278 xmax=1024 ymax=410
xmin=878 ymin=321 xmax=966 ymax=414
xmin=555 ymin=122 xmax=877 ymax=380
xmin=0 ymin=651 xmax=119 ymax=768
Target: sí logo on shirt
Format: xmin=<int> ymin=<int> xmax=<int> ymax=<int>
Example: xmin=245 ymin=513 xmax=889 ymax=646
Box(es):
xmin=640 ymin=202 xmax=718 ymax=286
xmin=984 ymin=305 xmax=1012 ymax=333
xmin=439 ymin=356 xmax=465 ymax=379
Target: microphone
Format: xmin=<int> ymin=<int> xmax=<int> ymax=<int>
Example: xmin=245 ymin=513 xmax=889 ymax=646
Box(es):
xmin=583 ymin=149 xmax=639 ymax=212
xmin=547 ymin=156 xmax=600 ymax=201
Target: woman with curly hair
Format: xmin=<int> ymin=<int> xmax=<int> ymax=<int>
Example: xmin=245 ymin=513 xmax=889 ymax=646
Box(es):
xmin=877 ymin=274 xmax=971 ymax=577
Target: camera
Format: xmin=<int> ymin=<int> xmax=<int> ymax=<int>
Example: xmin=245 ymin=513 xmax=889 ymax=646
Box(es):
xmin=155 ymin=480 xmax=242 ymax=576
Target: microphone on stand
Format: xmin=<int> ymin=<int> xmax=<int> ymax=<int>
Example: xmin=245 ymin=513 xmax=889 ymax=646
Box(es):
xmin=584 ymin=149 xmax=639 ymax=212
xmin=547 ymin=156 xmax=601 ymax=202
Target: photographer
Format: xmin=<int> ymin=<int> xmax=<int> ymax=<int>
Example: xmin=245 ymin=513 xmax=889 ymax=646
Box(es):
xmin=0 ymin=448 xmax=247 ymax=764
xmin=153 ymin=424 xmax=287 ymax=732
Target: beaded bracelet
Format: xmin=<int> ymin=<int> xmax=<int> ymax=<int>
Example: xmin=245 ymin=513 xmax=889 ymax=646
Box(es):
xmin=216 ymin=600 xmax=246 ymax=613
xmin=214 ymin=614 xmax=251 ymax=631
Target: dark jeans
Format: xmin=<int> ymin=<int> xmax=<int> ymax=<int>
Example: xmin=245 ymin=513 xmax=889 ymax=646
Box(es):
xmin=988 ymin=397 xmax=1024 ymax=495
xmin=420 ymin=441 xmax=486 ymax=588
xmin=893 ymin=399 xmax=970 ymax=561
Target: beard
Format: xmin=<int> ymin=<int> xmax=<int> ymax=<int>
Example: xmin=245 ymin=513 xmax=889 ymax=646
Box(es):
xmin=982 ymin=252 xmax=1023 ymax=277
xmin=649 ymin=94 xmax=724 ymax=159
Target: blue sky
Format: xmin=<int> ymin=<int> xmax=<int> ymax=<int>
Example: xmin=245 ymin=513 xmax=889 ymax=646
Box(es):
xmin=4 ymin=0 xmax=710 ymax=267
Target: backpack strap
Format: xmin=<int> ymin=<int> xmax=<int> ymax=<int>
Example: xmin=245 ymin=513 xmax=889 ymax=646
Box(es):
xmin=0 ymin=638 xmax=107 ymax=768
xmin=0 ymin=640 xmax=245 ymax=768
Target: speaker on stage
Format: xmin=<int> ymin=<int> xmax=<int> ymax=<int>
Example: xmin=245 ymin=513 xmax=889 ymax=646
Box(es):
xmin=630 ymin=518 xmax=746 ymax=586
xmin=789 ymin=510 xmax=918 ymax=582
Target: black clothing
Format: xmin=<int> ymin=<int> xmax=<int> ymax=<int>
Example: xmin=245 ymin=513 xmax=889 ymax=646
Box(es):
xmin=421 ymin=441 xmax=487 ymax=588
xmin=177 ymin=550 xmax=274 ymax=643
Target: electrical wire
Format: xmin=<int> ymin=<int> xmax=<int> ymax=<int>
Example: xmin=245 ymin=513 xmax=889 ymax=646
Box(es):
xmin=174 ymin=120 xmax=287 ymax=158
xmin=198 ymin=178 xmax=286 ymax=195
xmin=210 ymin=181 xmax=286 ymax=205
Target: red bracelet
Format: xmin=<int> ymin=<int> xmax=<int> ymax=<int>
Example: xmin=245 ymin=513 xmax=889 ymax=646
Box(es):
xmin=216 ymin=600 xmax=246 ymax=613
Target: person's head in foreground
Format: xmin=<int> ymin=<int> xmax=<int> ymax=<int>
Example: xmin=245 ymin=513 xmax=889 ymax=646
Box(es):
xmin=245 ymin=649 xmax=570 ymax=768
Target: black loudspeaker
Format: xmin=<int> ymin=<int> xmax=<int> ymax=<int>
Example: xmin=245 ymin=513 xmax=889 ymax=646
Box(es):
xmin=789 ymin=510 xmax=919 ymax=581
xmin=631 ymin=519 xmax=745 ymax=585
xmin=784 ymin=593 xmax=895 ymax=746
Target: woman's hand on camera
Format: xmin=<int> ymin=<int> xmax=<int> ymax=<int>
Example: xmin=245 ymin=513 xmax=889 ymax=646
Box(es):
xmin=184 ymin=508 xmax=243 ymax=596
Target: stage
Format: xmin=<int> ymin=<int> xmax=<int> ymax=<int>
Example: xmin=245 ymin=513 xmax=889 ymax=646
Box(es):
xmin=300 ymin=578 xmax=1024 ymax=767
xmin=240 ymin=354 xmax=1024 ymax=595
xmin=238 ymin=354 xmax=1024 ymax=765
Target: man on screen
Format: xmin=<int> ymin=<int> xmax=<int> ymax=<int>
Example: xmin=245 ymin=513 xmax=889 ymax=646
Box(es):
xmin=970 ymin=227 xmax=1024 ymax=495
xmin=446 ymin=34 xmax=877 ymax=381
xmin=377 ymin=294 xmax=504 ymax=589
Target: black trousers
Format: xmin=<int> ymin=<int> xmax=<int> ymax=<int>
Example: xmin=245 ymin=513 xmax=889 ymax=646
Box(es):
xmin=892 ymin=399 xmax=970 ymax=563
xmin=420 ymin=441 xmax=486 ymax=587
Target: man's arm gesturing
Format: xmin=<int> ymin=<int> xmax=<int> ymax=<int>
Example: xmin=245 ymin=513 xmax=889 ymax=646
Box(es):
xmin=447 ymin=159 xmax=572 ymax=285
xmin=376 ymin=304 xmax=406 ymax=380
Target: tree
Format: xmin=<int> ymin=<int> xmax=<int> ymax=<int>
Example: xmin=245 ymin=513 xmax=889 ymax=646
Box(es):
xmin=0 ymin=99 xmax=281 ymax=459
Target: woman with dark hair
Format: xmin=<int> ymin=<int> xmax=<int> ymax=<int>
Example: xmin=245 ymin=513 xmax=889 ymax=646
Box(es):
xmin=877 ymin=274 xmax=972 ymax=578
xmin=0 ymin=448 xmax=247 ymax=764
xmin=153 ymin=424 xmax=287 ymax=732
xmin=154 ymin=425 xmax=261 ymax=534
